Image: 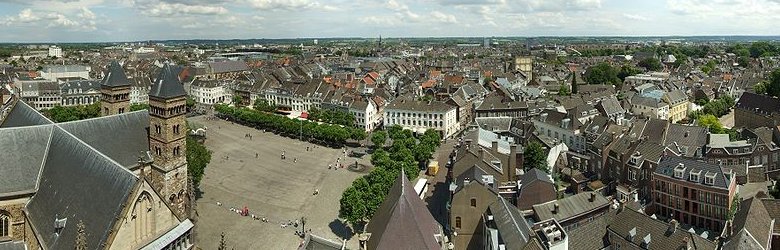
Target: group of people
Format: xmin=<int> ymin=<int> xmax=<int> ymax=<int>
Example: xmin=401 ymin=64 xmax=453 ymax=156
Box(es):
xmin=244 ymin=133 xmax=254 ymax=140
xmin=216 ymin=201 xmax=299 ymax=228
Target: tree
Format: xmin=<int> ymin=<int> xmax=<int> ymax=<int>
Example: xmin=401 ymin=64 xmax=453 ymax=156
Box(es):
xmin=767 ymin=69 xmax=780 ymax=98
xmin=253 ymin=99 xmax=277 ymax=112
xmin=186 ymin=136 xmax=211 ymax=188
xmin=186 ymin=97 xmax=195 ymax=111
xmin=584 ymin=63 xmax=621 ymax=86
xmin=218 ymin=232 xmax=230 ymax=250
xmin=130 ymin=103 xmax=149 ymax=111
xmin=523 ymin=142 xmax=548 ymax=173
xmin=749 ymin=41 xmax=776 ymax=58
xmin=371 ymin=131 xmax=387 ymax=148
xmin=638 ymin=57 xmax=662 ymax=71
xmin=697 ymin=114 xmax=724 ymax=134
xmin=558 ymin=84 xmax=570 ymax=96
xmin=727 ymin=193 xmax=740 ymax=221
xmin=754 ymin=82 xmax=768 ymax=95
xmin=232 ymin=95 xmax=243 ymax=106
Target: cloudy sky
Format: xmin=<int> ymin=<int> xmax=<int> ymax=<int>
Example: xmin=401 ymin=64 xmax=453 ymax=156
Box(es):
xmin=0 ymin=0 xmax=778 ymax=42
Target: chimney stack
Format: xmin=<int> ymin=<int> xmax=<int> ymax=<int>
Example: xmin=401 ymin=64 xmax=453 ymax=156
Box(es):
xmin=553 ymin=203 xmax=559 ymax=214
xmin=492 ymin=141 xmax=498 ymax=152
xmin=589 ymin=192 xmax=596 ymax=202
xmin=508 ymin=144 xmax=518 ymax=181
xmin=478 ymin=147 xmax=485 ymax=160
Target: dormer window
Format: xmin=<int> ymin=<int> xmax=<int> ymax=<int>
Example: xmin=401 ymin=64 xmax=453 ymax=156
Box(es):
xmin=673 ymin=163 xmax=686 ymax=179
xmin=689 ymin=169 xmax=701 ymax=183
xmin=704 ymin=172 xmax=716 ymax=185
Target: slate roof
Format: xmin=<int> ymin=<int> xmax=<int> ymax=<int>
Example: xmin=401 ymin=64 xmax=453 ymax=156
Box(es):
xmin=454 ymin=165 xmax=498 ymax=194
xmin=532 ymin=191 xmax=609 ymax=223
xmin=26 ymin=128 xmax=138 ymax=249
xmin=655 ymin=156 xmax=731 ymax=189
xmin=567 ymin=210 xmax=616 ymax=250
xmin=597 ymin=95 xmax=625 ymax=116
xmin=607 ymin=208 xmax=716 ymax=250
xmin=56 ymin=110 xmax=151 ymax=168
xmin=0 ymin=125 xmax=52 ymax=197
xmin=760 ymin=198 xmax=780 ymax=235
xmin=208 ymin=60 xmax=249 ymax=74
xmin=366 ymin=170 xmax=441 ymax=250
xmin=520 ymin=168 xmax=553 ymax=185
xmin=736 ymin=92 xmax=780 ymax=115
xmin=0 ymin=101 xmax=53 ymax=128
xmin=476 ymin=117 xmax=513 ymax=132
xmin=100 ymin=61 xmax=131 ymax=87
xmin=386 ymin=97 xmax=455 ymax=113
xmin=150 ymin=64 xmax=187 ymax=99
xmin=725 ymin=197 xmax=773 ymax=250
xmin=488 ymin=196 xmax=534 ymax=249
xmin=632 ymin=95 xmax=667 ymax=108
xmin=664 ymin=124 xmax=708 ymax=158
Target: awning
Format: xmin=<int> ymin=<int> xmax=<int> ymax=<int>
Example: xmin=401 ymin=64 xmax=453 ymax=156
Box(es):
xmin=141 ymin=219 xmax=194 ymax=250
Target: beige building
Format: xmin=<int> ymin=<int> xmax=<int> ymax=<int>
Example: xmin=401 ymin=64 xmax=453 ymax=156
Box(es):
xmin=0 ymin=64 xmax=193 ymax=250
xmin=662 ymin=90 xmax=689 ymax=123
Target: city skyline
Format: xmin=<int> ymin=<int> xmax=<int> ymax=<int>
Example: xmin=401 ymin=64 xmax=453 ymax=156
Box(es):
xmin=0 ymin=0 xmax=779 ymax=42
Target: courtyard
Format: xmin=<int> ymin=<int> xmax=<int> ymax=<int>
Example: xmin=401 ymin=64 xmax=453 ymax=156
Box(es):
xmin=188 ymin=115 xmax=369 ymax=249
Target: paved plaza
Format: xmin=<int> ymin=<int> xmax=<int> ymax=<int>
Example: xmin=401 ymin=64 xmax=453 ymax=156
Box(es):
xmin=189 ymin=116 xmax=368 ymax=250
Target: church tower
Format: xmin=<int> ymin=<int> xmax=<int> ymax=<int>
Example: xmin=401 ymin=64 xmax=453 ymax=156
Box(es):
xmin=148 ymin=64 xmax=189 ymax=218
xmin=100 ymin=61 xmax=131 ymax=116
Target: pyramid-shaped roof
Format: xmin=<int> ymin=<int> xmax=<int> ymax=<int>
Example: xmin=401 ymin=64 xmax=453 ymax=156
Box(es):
xmin=366 ymin=170 xmax=441 ymax=250
xmin=150 ymin=64 xmax=186 ymax=99
xmin=100 ymin=61 xmax=131 ymax=87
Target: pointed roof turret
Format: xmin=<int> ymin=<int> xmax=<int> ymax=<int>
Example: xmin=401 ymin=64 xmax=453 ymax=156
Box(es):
xmin=150 ymin=64 xmax=186 ymax=99
xmin=100 ymin=61 xmax=131 ymax=87
xmin=365 ymin=169 xmax=442 ymax=250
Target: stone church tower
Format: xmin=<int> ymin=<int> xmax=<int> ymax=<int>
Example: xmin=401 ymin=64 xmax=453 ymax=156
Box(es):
xmin=100 ymin=61 xmax=131 ymax=116
xmin=148 ymin=64 xmax=189 ymax=218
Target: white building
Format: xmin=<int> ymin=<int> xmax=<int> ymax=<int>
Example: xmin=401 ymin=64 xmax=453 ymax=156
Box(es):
xmin=349 ymin=97 xmax=382 ymax=132
xmin=16 ymin=78 xmax=61 ymax=110
xmin=60 ymin=80 xmax=100 ymax=106
xmin=39 ymin=65 xmax=90 ymax=81
xmin=189 ymin=79 xmax=232 ymax=105
xmin=134 ymin=47 xmax=155 ymax=54
xmin=384 ymin=98 xmax=459 ymax=139
xmin=48 ymin=46 xmax=63 ymax=58
xmin=533 ymin=110 xmax=586 ymax=153
xmin=631 ymin=95 xmax=670 ymax=120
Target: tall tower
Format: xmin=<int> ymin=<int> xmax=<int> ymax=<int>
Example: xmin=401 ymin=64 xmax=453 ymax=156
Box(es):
xmin=100 ymin=61 xmax=131 ymax=116
xmin=148 ymin=64 xmax=189 ymax=218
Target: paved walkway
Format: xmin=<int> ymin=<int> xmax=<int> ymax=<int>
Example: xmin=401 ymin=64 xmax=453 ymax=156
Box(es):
xmin=189 ymin=116 xmax=368 ymax=250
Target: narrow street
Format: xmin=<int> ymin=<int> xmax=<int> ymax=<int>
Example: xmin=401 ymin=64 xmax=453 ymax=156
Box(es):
xmin=422 ymin=137 xmax=458 ymax=232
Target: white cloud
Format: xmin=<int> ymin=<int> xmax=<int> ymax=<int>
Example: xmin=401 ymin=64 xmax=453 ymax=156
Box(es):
xmin=246 ymin=0 xmax=316 ymax=10
xmin=130 ymin=0 xmax=229 ymax=16
xmin=1 ymin=7 xmax=96 ymax=30
xmin=431 ymin=11 xmax=458 ymax=23
xmin=623 ymin=13 xmax=648 ymax=21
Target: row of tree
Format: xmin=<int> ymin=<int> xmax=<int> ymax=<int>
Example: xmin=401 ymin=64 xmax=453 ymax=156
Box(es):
xmin=41 ymin=103 xmax=101 ymax=122
xmin=187 ymin=135 xmax=212 ymax=188
xmin=214 ymin=104 xmax=366 ymax=146
xmin=338 ymin=126 xmax=441 ymax=232
xmin=307 ymin=107 xmax=356 ymax=127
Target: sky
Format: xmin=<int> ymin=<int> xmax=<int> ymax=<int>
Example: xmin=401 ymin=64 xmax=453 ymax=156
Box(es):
xmin=0 ymin=0 xmax=779 ymax=42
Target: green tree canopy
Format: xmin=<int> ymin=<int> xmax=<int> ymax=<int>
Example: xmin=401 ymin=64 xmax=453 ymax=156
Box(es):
xmin=584 ymin=63 xmax=621 ymax=86
xmin=523 ymin=141 xmax=548 ymax=173
xmin=767 ymin=69 xmax=780 ymax=97
xmin=617 ymin=65 xmax=642 ymax=82
xmin=371 ymin=131 xmax=387 ymax=148
xmin=186 ymin=136 xmax=211 ymax=188
xmin=638 ymin=57 xmax=662 ymax=71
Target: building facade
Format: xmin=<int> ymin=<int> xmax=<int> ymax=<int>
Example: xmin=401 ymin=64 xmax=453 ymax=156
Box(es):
xmin=652 ymin=156 xmax=737 ymax=233
xmin=384 ymin=98 xmax=459 ymax=139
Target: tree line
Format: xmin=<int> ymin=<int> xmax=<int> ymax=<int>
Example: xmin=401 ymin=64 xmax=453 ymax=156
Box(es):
xmin=214 ymin=104 xmax=366 ymax=146
xmin=307 ymin=107 xmax=356 ymax=127
xmin=338 ymin=125 xmax=441 ymax=233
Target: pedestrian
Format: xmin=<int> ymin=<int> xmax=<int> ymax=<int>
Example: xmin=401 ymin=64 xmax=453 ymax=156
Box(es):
xmin=256 ymin=153 xmax=259 ymax=158
xmin=294 ymin=158 xmax=297 ymax=163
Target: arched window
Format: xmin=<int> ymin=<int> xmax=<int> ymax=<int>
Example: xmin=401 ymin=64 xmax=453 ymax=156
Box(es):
xmin=1 ymin=210 xmax=10 ymax=237
xmin=455 ymin=217 xmax=461 ymax=229
xmin=133 ymin=193 xmax=155 ymax=241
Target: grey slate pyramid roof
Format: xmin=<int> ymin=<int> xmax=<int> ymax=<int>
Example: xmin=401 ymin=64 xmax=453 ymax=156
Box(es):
xmin=150 ymin=64 xmax=187 ymax=99
xmin=100 ymin=61 xmax=131 ymax=87
xmin=366 ymin=170 xmax=441 ymax=250
xmin=0 ymin=125 xmax=52 ymax=196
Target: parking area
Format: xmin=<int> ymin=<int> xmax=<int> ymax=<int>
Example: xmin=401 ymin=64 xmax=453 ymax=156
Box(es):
xmin=188 ymin=115 xmax=368 ymax=250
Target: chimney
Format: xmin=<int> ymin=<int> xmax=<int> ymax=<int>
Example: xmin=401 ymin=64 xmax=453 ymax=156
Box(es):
xmin=553 ymin=203 xmax=559 ymax=214
xmin=589 ymin=192 xmax=596 ymax=202
xmin=668 ymin=219 xmax=678 ymax=234
xmin=478 ymin=147 xmax=485 ymax=160
xmin=508 ymin=144 xmax=518 ymax=181
xmin=492 ymin=141 xmax=498 ymax=152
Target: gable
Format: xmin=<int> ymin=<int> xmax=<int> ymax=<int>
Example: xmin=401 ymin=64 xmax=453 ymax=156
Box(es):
xmin=109 ymin=178 xmax=182 ymax=249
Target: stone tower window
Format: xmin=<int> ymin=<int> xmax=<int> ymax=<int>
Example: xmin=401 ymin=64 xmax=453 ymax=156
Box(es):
xmin=173 ymin=125 xmax=180 ymax=135
xmin=0 ymin=210 xmax=9 ymax=237
xmin=155 ymin=125 xmax=161 ymax=135
xmin=173 ymin=146 xmax=181 ymax=156
xmin=155 ymin=146 xmax=161 ymax=156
